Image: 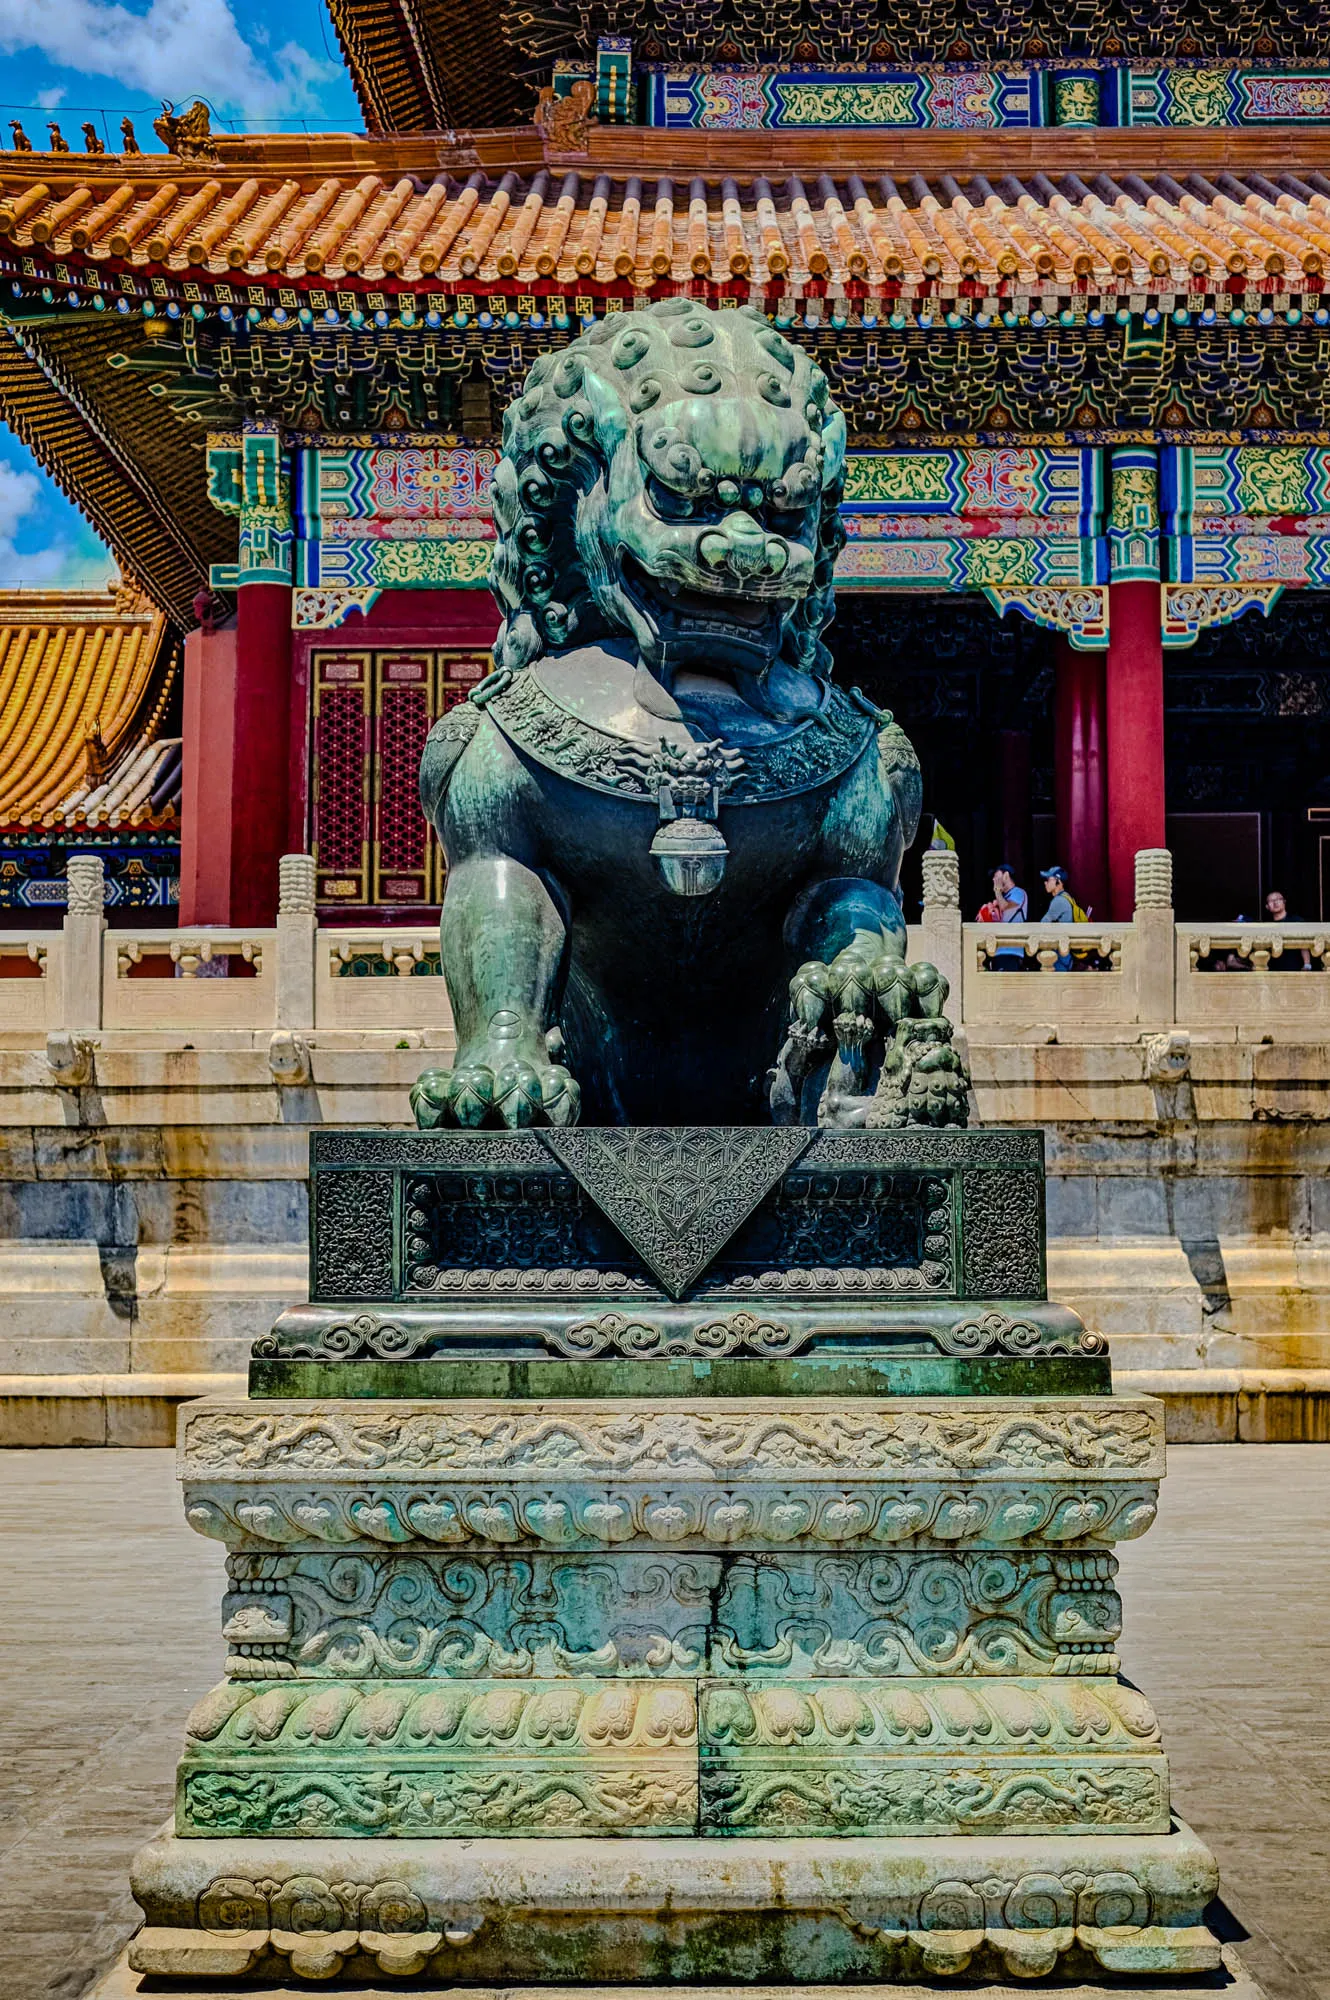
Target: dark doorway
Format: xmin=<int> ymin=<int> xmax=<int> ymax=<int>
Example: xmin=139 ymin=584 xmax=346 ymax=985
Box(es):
xmin=832 ymin=592 xmax=1056 ymax=922
xmin=1164 ymin=592 xmax=1330 ymax=923
xmin=833 ymin=588 xmax=1330 ymax=928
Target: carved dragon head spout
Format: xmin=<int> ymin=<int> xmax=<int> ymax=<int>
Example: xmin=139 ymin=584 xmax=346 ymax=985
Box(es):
xmin=489 ymin=300 xmax=847 ymax=714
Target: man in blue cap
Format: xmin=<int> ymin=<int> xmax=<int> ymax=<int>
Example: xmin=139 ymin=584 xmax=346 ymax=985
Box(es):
xmin=1041 ymin=864 xmax=1077 ymax=970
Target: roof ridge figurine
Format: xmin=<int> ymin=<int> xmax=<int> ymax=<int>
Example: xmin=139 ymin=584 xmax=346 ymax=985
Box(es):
xmin=152 ymin=98 xmax=218 ymax=160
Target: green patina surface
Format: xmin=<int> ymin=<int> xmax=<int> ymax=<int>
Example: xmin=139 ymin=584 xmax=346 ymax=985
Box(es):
xmin=175 ymin=1676 xmax=1166 ymax=1840
xmin=249 ymin=1353 xmax=1111 ymax=1400
xmin=222 ymin=1544 xmax=1123 ymax=1683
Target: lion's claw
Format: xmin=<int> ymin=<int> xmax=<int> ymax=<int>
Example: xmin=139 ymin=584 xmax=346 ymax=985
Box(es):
xmin=770 ymin=936 xmax=970 ymax=1129
xmin=411 ymin=1051 xmax=581 ymax=1129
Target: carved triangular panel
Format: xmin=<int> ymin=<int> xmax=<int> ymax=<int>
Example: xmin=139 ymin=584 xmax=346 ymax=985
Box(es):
xmin=542 ymin=1127 xmax=813 ymax=1299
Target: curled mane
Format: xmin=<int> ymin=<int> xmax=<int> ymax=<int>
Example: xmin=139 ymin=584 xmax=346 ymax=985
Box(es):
xmin=489 ymin=300 xmax=846 ymax=681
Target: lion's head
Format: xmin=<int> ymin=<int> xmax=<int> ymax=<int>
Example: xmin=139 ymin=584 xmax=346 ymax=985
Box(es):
xmin=489 ymin=300 xmax=846 ymax=706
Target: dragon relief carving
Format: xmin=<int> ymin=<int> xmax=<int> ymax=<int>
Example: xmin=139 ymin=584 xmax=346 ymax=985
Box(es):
xmin=408 ymin=300 xmax=967 ymax=1131
xmin=180 ymin=1399 xmax=1164 ymax=1482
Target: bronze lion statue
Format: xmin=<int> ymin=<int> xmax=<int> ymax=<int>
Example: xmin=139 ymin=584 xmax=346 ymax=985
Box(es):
xmin=411 ymin=300 xmax=966 ymax=1129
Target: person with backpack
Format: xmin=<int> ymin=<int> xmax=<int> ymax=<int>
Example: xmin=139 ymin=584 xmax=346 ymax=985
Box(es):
xmin=1040 ymin=864 xmax=1088 ymax=970
xmin=977 ymin=862 xmax=1030 ymax=969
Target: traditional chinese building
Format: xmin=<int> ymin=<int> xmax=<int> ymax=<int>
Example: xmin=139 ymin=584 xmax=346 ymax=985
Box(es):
xmin=6 ymin=4 xmax=1330 ymax=924
xmin=0 ymin=582 xmax=180 ymax=913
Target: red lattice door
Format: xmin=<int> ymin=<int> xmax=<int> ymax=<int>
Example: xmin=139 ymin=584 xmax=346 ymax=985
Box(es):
xmin=312 ymin=651 xmax=371 ymax=906
xmin=374 ymin=653 xmax=433 ymax=907
xmin=311 ymin=647 xmax=492 ymax=914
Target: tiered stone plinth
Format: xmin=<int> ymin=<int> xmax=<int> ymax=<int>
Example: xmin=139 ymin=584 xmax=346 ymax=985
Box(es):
xmin=128 ymin=1390 xmax=1222 ymax=1985
xmin=126 ymin=1129 xmax=1225 ymax=1989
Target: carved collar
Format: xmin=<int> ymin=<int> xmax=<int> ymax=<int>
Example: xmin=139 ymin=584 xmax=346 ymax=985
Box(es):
xmin=485 ymin=663 xmax=874 ymax=806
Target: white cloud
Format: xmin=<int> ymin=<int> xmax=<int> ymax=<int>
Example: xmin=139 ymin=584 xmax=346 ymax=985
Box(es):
xmin=0 ymin=0 xmax=334 ymax=120
xmin=35 ymin=86 xmax=66 ymax=109
xmin=0 ymin=462 xmax=42 ymax=545
xmin=0 ymin=460 xmax=109 ymax=588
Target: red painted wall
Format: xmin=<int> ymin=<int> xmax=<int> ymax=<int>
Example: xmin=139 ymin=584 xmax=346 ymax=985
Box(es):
xmin=179 ymin=585 xmax=293 ymax=924
xmin=229 ymin=582 xmax=295 ymax=925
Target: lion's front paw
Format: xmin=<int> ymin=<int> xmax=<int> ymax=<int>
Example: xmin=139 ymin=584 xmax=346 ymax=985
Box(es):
xmin=412 ymin=1057 xmax=581 ymax=1129
xmin=412 ymin=1018 xmax=581 ymax=1129
xmin=770 ymin=936 xmax=970 ymax=1128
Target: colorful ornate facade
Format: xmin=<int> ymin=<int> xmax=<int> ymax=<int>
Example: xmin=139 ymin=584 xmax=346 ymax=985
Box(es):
xmin=5 ymin=7 xmax=1330 ymax=922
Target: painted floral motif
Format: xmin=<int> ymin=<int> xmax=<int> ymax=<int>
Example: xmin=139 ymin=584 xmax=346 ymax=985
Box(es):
xmin=367 ymin=448 xmax=498 ymax=519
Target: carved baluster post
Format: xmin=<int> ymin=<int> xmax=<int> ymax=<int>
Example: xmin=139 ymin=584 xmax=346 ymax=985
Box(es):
xmin=60 ymin=854 xmax=104 ymax=1034
xmin=276 ymin=853 xmax=317 ymax=1032
xmin=1133 ymin=846 xmax=1175 ymax=1026
xmin=919 ymin=848 xmax=963 ymax=1024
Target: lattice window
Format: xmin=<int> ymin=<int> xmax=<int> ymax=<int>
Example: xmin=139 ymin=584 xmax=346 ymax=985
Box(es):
xmin=374 ymin=655 xmax=432 ymax=905
xmin=312 ymin=655 xmax=370 ymax=905
xmin=311 ymin=647 xmax=493 ymax=913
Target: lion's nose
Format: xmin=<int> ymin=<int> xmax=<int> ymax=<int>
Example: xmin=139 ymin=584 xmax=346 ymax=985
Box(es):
xmin=698 ymin=511 xmax=791 ymax=581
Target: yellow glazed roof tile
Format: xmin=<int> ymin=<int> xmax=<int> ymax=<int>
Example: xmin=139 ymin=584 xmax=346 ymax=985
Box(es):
xmin=4 ymin=158 xmax=1330 ymax=289
xmin=0 ymin=584 xmax=175 ymax=826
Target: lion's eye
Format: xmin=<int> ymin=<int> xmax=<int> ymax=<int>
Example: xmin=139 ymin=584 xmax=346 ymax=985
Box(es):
xmin=646 ymin=476 xmax=693 ymax=521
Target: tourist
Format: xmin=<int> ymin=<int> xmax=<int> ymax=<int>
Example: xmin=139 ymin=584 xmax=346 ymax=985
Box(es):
xmin=977 ymin=862 xmax=1029 ymax=969
xmin=1040 ymin=863 xmax=1080 ymax=971
xmin=1264 ymin=890 xmax=1311 ymax=970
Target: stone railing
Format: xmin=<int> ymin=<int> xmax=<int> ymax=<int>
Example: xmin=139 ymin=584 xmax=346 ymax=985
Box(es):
xmin=0 ymin=935 xmax=52 ymax=1033
xmin=1 ymin=848 xmax=1327 ymax=1046
xmin=105 ymin=930 xmax=276 ymax=1032
xmin=1175 ymin=926 xmax=1330 ymax=1030
xmin=913 ymin=845 xmax=1299 ymax=1036
xmin=961 ymin=922 xmax=1136 ymax=1028
xmin=0 ymin=858 xmax=456 ymax=1050
xmin=317 ymin=930 xmax=450 ymax=1032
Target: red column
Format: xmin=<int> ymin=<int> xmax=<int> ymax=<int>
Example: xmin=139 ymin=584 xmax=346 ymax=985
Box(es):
xmin=1105 ymin=579 xmax=1166 ymax=920
xmin=1053 ymin=636 xmax=1108 ymax=920
xmin=996 ymin=728 xmax=1031 ymax=889
xmin=229 ymin=582 xmax=293 ymax=924
xmin=179 ymin=623 xmax=235 ymax=926
xmin=178 ymin=582 xmax=292 ymax=924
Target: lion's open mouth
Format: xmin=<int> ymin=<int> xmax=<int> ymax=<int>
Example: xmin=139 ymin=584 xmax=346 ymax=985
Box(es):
xmin=621 ymin=552 xmax=791 ymax=652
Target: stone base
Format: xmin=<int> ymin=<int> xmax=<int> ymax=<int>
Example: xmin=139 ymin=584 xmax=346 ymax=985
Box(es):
xmin=127 ymin=1825 xmax=1223 ymax=1986
xmin=92 ymin=1943 xmax=1266 ymax=2000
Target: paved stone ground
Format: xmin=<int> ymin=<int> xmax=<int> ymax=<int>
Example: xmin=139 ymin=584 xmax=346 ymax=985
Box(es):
xmin=1119 ymin=1448 xmax=1330 ymax=2000
xmin=0 ymin=1451 xmax=225 ymax=2000
xmin=0 ymin=1446 xmax=1326 ymax=2000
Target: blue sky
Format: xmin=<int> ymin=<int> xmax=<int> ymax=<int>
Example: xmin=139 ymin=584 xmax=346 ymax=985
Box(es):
xmin=0 ymin=0 xmax=361 ymax=587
